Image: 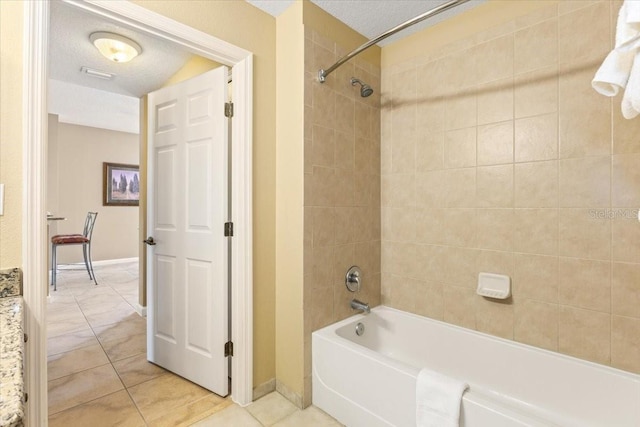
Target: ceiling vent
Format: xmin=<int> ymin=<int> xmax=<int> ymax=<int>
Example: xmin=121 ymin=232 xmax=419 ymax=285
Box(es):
xmin=80 ymin=66 xmax=114 ymax=80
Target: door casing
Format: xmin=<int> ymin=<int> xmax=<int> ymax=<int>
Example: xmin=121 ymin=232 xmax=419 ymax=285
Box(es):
xmin=22 ymin=1 xmax=254 ymax=425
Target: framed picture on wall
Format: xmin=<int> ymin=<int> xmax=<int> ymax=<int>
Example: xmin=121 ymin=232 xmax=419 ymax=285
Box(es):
xmin=103 ymin=162 xmax=140 ymax=206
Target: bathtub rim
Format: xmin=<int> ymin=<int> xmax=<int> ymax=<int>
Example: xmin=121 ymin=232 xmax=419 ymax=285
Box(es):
xmin=313 ymin=304 xmax=640 ymax=384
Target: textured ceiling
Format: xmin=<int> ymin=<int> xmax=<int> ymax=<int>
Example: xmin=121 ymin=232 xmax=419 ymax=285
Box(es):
xmin=48 ymin=1 xmax=197 ymax=134
xmin=246 ymin=0 xmax=483 ymax=46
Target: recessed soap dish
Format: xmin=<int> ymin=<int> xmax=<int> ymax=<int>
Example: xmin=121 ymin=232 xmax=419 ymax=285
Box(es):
xmin=477 ymin=272 xmax=511 ymax=299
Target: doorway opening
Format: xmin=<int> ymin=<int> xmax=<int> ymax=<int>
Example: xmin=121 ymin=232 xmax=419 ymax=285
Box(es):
xmin=23 ymin=2 xmax=253 ymax=424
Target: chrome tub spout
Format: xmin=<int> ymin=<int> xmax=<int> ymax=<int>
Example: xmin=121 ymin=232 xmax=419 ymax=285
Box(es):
xmin=350 ymin=298 xmax=370 ymax=314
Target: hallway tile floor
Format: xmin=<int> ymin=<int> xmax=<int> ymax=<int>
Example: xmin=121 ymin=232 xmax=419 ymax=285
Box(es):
xmin=47 ymin=262 xmax=342 ymax=426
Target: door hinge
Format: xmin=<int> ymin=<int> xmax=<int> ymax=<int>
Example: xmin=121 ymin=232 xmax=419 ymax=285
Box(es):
xmin=24 ymin=333 xmax=28 ymax=343
xmin=224 ymin=222 xmax=234 ymax=237
xmin=224 ymin=102 xmax=234 ymax=118
xmin=224 ymin=341 xmax=234 ymax=357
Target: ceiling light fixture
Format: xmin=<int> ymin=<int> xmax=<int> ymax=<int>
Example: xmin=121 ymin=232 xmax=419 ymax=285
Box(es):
xmin=90 ymin=32 xmax=141 ymax=63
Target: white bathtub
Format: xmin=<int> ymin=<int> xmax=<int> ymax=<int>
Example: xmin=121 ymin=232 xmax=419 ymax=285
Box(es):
xmin=312 ymin=306 xmax=640 ymax=427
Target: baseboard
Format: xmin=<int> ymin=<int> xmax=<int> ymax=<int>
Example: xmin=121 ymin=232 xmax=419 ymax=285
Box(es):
xmin=134 ymin=303 xmax=147 ymax=317
xmin=276 ymin=379 xmax=303 ymax=409
xmin=56 ymin=257 xmax=139 ymax=270
xmin=252 ymin=378 xmax=276 ymax=402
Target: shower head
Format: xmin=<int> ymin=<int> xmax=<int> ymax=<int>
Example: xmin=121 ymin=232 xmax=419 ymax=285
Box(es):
xmin=351 ymin=77 xmax=374 ymax=98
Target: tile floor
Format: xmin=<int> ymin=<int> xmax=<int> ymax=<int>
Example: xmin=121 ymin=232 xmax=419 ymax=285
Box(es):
xmin=47 ymin=261 xmax=342 ymax=426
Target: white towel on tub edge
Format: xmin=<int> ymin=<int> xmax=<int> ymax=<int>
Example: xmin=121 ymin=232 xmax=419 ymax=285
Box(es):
xmin=416 ymin=368 xmax=469 ymax=427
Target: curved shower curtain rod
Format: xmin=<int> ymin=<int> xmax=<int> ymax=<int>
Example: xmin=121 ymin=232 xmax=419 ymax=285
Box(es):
xmin=318 ymin=0 xmax=472 ymax=83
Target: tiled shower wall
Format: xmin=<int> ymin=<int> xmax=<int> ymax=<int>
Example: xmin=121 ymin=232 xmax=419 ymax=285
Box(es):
xmin=381 ymin=0 xmax=640 ymax=374
xmin=303 ymin=28 xmax=381 ymax=403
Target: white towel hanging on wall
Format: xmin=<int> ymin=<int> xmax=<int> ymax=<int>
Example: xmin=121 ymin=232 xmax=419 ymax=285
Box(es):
xmin=592 ymin=0 xmax=640 ymax=119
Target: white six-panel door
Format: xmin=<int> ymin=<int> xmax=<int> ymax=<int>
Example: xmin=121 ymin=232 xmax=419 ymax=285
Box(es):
xmin=146 ymin=66 xmax=229 ymax=396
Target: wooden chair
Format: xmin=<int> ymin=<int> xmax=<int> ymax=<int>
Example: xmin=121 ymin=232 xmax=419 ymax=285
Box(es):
xmin=51 ymin=212 xmax=98 ymax=291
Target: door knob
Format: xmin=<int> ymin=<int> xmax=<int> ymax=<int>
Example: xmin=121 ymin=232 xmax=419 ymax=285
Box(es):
xmin=143 ymin=236 xmax=156 ymax=246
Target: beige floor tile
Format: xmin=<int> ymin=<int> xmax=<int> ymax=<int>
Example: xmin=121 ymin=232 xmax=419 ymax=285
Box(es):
xmin=48 ymin=343 xmax=110 ymax=380
xmin=273 ymin=406 xmax=343 ymax=427
xmin=47 ymin=328 xmax=98 ymax=356
xmin=101 ymin=332 xmax=146 ymax=362
xmin=112 ymin=353 xmax=167 ymax=388
xmin=147 ymin=395 xmax=232 ymax=427
xmin=48 ymin=390 xmax=145 ymax=427
xmin=128 ymin=372 xmax=212 ymax=421
xmin=85 ymin=305 xmax=138 ymax=328
xmin=48 ymin=364 xmax=124 ymax=415
xmin=79 ymin=298 xmax=131 ymax=316
xmin=47 ymin=316 xmax=92 ymax=338
xmin=192 ymin=404 xmax=263 ymax=427
xmin=247 ymin=392 xmax=298 ymax=426
xmin=93 ymin=316 xmax=146 ymax=343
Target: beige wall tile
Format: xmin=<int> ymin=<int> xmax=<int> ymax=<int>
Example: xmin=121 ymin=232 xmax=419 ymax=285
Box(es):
xmin=513 ymin=209 xmax=558 ymax=255
xmin=334 ymin=169 xmax=354 ymax=207
xmin=477 ymin=121 xmax=514 ymax=166
xmin=445 ymin=91 xmax=477 ymax=131
xmin=382 ymin=207 xmax=415 ymax=243
xmin=382 ymin=174 xmax=415 ymax=208
xmin=612 ymin=262 xmax=640 ymax=319
xmin=415 ymin=209 xmax=446 ymax=246
xmin=612 ymin=154 xmax=640 ymax=206
xmin=334 ymin=207 xmax=355 ymax=245
xmin=611 ymin=315 xmax=640 ymax=374
xmin=514 ymin=299 xmax=559 ymax=351
xmin=355 ymin=101 xmax=373 ymax=141
xmin=391 ymin=106 xmax=416 ymax=173
xmin=477 ymin=164 xmax=514 ymax=208
xmin=515 ymin=4 xmax=557 ymax=29
xmin=515 ymin=66 xmax=558 ymax=119
xmin=334 ymin=94 xmax=355 ymax=135
xmin=558 ymin=257 xmax=611 ymax=312
xmin=445 ymin=127 xmax=476 ymax=168
xmin=415 ymin=170 xmax=447 ymax=208
xmin=558 ymin=208 xmax=611 ymax=260
xmin=559 ymin=156 xmax=610 ymax=207
xmin=515 ymin=113 xmax=558 ymax=162
xmin=558 ymin=0 xmax=602 ymax=15
xmin=477 ymin=79 xmax=514 ymax=125
xmin=613 ymin=94 xmax=640 ymax=154
xmin=415 ymin=280 xmax=444 ymax=320
xmin=444 ymin=168 xmax=476 ymax=208
xmin=558 ymin=2 xmax=610 ymax=63
xmin=416 ymin=244 xmax=447 ymax=283
xmin=474 ymin=35 xmax=514 ymax=84
xmin=612 ymin=214 xmax=640 ymax=263
xmin=514 ymin=161 xmax=558 ymax=208
xmin=559 ymin=306 xmax=610 ymax=365
xmin=417 ymin=97 xmax=446 ymax=135
xmin=514 ymin=18 xmax=558 ymax=74
xmin=312 ymin=125 xmax=335 ymax=168
xmin=386 ymin=274 xmax=418 ymax=313
xmin=307 ymin=167 xmax=337 ymax=207
xmin=513 ymin=253 xmax=558 ymax=303
xmin=476 ymin=249 xmax=514 ymax=279
xmin=416 ymin=131 xmax=444 ymax=172
xmin=559 ymin=63 xmax=611 ymax=159
xmin=476 ymin=298 xmax=514 ymax=340
xmin=312 ymin=84 xmax=336 ymax=129
xmin=443 ymin=208 xmax=476 ymax=247
xmin=476 ymin=209 xmax=514 ymax=252
xmin=311 ymin=207 xmax=335 ymax=247
xmin=441 ymin=247 xmax=479 ymax=289
xmin=443 ymin=285 xmax=476 ymax=329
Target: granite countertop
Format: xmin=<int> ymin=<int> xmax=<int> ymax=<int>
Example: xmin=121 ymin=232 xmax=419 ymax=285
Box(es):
xmin=0 ymin=296 xmax=24 ymax=427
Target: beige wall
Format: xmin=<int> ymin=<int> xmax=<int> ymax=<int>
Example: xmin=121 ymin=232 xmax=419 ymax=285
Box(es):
xmin=49 ymin=119 xmax=139 ymax=264
xmin=275 ymin=1 xmax=305 ymax=406
xmin=381 ymin=0 xmax=640 ymax=374
xmin=0 ymin=0 xmax=23 ymax=269
xmin=163 ymin=56 xmax=223 ymax=87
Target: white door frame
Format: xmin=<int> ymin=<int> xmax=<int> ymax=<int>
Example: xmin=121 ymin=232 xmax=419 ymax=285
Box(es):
xmin=23 ymin=1 xmax=254 ymax=425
